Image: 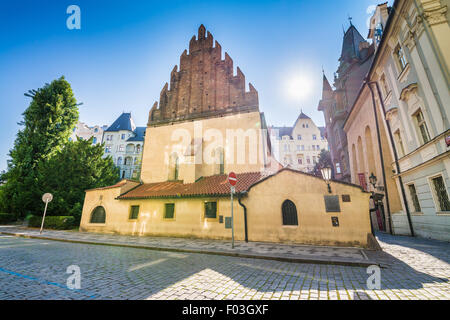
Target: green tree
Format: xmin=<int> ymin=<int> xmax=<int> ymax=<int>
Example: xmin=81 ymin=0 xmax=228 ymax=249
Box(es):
xmin=2 ymin=77 xmax=79 ymax=217
xmin=37 ymin=137 xmax=119 ymax=223
xmin=312 ymin=149 xmax=335 ymax=179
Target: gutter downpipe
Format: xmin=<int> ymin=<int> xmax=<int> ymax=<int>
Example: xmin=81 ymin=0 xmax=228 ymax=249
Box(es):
xmin=237 ymin=192 xmax=249 ymax=243
xmin=371 ymin=81 xmax=415 ymax=237
xmin=367 ymin=80 xmax=393 ymax=235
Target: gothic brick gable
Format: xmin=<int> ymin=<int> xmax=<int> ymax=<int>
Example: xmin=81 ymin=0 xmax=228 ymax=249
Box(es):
xmin=148 ymin=25 xmax=259 ymax=126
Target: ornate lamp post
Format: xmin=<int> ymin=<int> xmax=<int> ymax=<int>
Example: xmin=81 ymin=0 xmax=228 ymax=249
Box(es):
xmin=321 ymin=166 xmax=332 ymax=194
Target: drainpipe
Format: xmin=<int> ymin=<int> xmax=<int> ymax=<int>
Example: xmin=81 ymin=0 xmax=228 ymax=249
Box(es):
xmin=367 ymin=81 xmax=393 ymax=235
xmin=370 ymin=81 xmax=415 ymax=237
xmin=237 ymin=192 xmax=248 ymax=243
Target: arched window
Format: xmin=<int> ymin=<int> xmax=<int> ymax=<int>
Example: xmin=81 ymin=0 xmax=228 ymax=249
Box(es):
xmin=90 ymin=206 xmax=106 ymax=224
xmin=215 ymin=147 xmax=225 ymax=175
xmin=125 ymin=157 xmax=132 ymax=166
xmin=117 ymin=157 xmax=123 ymax=165
xmin=136 ymin=145 xmax=141 ymax=153
xmin=168 ymin=153 xmax=179 ymax=181
xmin=126 ymin=144 xmax=135 ymax=153
xmin=282 ymin=200 xmax=298 ymax=226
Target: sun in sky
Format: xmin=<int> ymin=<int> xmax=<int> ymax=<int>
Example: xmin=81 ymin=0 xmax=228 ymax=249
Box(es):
xmin=284 ymin=73 xmax=314 ymax=103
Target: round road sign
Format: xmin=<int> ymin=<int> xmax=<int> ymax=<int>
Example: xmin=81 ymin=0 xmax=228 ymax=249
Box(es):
xmin=228 ymin=172 xmax=237 ymax=187
xmin=42 ymin=193 xmax=53 ymax=203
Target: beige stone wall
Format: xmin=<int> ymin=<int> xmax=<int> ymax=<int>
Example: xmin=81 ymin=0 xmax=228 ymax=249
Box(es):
xmin=80 ymin=171 xmax=372 ymax=247
xmin=80 ymin=187 xmax=246 ymax=240
xmin=141 ymin=111 xmax=267 ymax=184
xmin=242 ymin=170 xmax=371 ymax=247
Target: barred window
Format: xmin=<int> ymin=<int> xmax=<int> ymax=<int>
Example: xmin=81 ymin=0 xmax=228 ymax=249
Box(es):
xmin=90 ymin=206 xmax=106 ymax=224
xmin=408 ymin=184 xmax=421 ymax=213
xmin=282 ymin=200 xmax=298 ymax=226
xmin=204 ymin=202 xmax=217 ymax=219
xmin=164 ymin=203 xmax=175 ymax=219
xmin=431 ymin=176 xmax=450 ymax=212
xmin=129 ymin=205 xmax=140 ymax=220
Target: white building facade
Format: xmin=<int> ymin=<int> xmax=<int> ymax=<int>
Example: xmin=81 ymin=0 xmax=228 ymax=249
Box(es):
xmin=70 ymin=122 xmax=107 ymax=144
xmin=102 ymin=113 xmax=146 ymax=180
xmin=270 ymin=112 xmax=329 ymax=173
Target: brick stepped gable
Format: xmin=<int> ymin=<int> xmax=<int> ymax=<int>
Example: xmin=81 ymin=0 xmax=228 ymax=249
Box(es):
xmin=148 ymin=24 xmax=259 ymax=126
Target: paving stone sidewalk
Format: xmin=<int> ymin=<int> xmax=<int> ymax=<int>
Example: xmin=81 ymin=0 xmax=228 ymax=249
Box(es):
xmin=0 ymin=226 xmax=377 ymax=267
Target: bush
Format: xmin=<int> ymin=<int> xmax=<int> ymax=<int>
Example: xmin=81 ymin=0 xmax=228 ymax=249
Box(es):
xmin=0 ymin=213 xmax=16 ymax=224
xmin=28 ymin=215 xmax=76 ymax=230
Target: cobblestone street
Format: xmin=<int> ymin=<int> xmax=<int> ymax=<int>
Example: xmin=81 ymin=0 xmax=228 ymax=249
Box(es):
xmin=0 ymin=233 xmax=449 ymax=300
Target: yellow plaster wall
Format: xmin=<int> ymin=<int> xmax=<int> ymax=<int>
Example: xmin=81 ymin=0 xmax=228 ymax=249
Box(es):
xmin=80 ymin=171 xmax=372 ymax=247
xmin=141 ymin=111 xmax=266 ymax=184
xmin=80 ymin=188 xmax=246 ymax=240
xmin=242 ymin=170 xmax=371 ymax=247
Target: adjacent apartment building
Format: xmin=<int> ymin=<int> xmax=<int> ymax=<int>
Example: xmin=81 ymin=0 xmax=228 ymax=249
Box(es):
xmin=70 ymin=122 xmax=108 ymax=144
xmin=343 ymin=0 xmax=450 ymax=240
xmin=270 ymin=111 xmax=328 ymax=173
xmin=103 ymin=112 xmax=146 ymax=180
xmin=318 ymin=22 xmax=375 ymax=182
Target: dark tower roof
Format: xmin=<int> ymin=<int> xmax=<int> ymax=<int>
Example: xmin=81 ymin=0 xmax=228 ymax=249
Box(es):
xmin=105 ymin=113 xmax=136 ymax=132
xmin=340 ymin=25 xmax=366 ymax=63
xmin=322 ymin=74 xmax=333 ymax=100
xmin=298 ymin=111 xmax=311 ymax=120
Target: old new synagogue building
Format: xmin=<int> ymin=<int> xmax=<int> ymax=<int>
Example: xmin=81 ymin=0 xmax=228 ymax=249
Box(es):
xmin=80 ymin=25 xmax=372 ymax=248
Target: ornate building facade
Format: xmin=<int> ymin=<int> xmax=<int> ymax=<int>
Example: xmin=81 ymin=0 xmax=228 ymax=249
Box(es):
xmin=318 ymin=23 xmax=375 ymax=182
xmin=70 ymin=122 xmax=107 ymax=145
xmin=269 ymin=112 xmax=328 ymax=173
xmin=344 ymin=0 xmax=450 ymax=241
xmin=102 ymin=113 xmax=146 ymax=180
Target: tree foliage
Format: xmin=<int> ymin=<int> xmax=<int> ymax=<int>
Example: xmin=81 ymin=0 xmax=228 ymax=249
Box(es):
xmin=37 ymin=137 xmax=119 ymax=223
xmin=2 ymin=77 xmax=79 ymax=216
xmin=312 ymin=149 xmax=335 ymax=179
xmin=0 ymin=77 xmax=118 ymax=222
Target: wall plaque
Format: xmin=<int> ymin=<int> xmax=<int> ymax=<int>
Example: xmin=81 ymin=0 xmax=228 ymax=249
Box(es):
xmin=219 ymin=215 xmax=224 ymax=224
xmin=342 ymin=195 xmax=351 ymax=202
xmin=225 ymin=217 xmax=232 ymax=229
xmin=332 ymin=217 xmax=340 ymax=227
xmin=324 ymin=195 xmax=341 ymax=212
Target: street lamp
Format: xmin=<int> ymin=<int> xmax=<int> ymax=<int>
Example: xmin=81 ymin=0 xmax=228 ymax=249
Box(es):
xmin=321 ymin=166 xmax=332 ymax=194
xmin=369 ymin=173 xmax=377 ymax=191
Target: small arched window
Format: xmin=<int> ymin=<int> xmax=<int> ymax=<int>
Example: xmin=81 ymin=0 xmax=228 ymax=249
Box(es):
xmin=90 ymin=206 xmax=106 ymax=224
xmin=168 ymin=153 xmax=179 ymax=181
xmin=282 ymin=200 xmax=298 ymax=226
xmin=117 ymin=157 xmax=123 ymax=165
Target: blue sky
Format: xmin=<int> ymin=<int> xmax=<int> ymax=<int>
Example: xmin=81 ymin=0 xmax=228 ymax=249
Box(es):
xmin=0 ymin=0 xmax=392 ymax=171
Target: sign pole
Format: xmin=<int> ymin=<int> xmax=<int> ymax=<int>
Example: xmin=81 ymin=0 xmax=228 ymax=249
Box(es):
xmin=40 ymin=200 xmax=49 ymax=235
xmin=231 ymin=186 xmax=235 ymax=249
xmin=227 ymin=172 xmax=237 ymax=250
xmin=40 ymin=193 xmax=53 ymax=234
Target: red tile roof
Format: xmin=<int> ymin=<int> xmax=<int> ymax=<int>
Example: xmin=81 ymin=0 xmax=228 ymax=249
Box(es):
xmin=117 ymin=172 xmax=270 ymax=199
xmin=85 ymin=179 xmax=136 ymax=192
